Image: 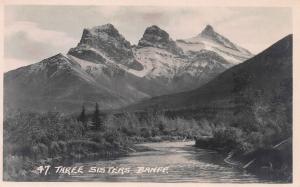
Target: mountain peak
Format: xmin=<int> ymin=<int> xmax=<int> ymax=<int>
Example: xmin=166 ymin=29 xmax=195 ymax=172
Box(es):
xmin=137 ymin=25 xmax=182 ymax=54
xmin=53 ymin=53 xmax=65 ymax=58
xmin=90 ymin=23 xmax=115 ymax=31
xmin=141 ymin=25 xmax=170 ymax=42
xmin=77 ymin=23 xmax=123 ymax=46
xmin=198 ymin=24 xmax=242 ymax=52
xmin=200 ymin=24 xmax=216 ymax=37
xmin=69 ymin=23 xmax=143 ymax=70
xmin=87 ymin=23 xmax=120 ymax=37
xmin=145 ymin=25 xmax=165 ymax=32
xmin=201 ymin=24 xmax=214 ymax=34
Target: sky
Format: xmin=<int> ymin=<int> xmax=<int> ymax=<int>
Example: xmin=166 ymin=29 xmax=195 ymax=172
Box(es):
xmin=4 ymin=6 xmax=292 ymax=72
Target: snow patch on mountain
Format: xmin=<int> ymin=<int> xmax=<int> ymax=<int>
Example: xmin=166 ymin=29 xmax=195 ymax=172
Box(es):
xmin=132 ymin=47 xmax=184 ymax=79
xmin=176 ymin=25 xmax=253 ymax=64
xmin=177 ymin=37 xmax=251 ymax=64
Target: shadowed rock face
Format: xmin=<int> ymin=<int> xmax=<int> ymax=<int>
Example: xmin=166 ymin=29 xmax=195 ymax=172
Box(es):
xmin=68 ymin=24 xmax=143 ymax=70
xmin=137 ymin=25 xmax=183 ymax=55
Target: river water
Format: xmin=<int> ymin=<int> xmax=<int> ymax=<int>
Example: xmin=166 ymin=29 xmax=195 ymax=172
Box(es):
xmin=57 ymin=141 xmax=271 ymax=182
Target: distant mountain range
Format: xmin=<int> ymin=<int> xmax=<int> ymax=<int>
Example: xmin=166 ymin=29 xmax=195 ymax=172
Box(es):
xmin=4 ymin=24 xmax=253 ymax=112
xmin=127 ymin=35 xmax=292 ymax=117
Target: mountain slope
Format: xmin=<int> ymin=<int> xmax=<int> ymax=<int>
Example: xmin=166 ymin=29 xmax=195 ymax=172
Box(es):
xmin=128 ymin=34 xmax=292 ymax=112
xmin=4 ymin=54 xmax=139 ymax=112
xmin=4 ymin=52 xmax=181 ymax=113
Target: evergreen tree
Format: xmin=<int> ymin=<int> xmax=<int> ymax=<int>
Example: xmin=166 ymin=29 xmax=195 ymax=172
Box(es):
xmin=92 ymin=102 xmax=103 ymax=130
xmin=78 ymin=105 xmax=87 ymax=134
xmin=78 ymin=105 xmax=87 ymax=123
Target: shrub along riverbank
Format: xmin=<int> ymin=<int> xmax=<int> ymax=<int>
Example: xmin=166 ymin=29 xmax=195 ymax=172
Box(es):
xmin=3 ymin=109 xmax=205 ymax=181
xmin=3 ymin=111 xmax=130 ymax=180
xmin=194 ymin=104 xmax=292 ymax=182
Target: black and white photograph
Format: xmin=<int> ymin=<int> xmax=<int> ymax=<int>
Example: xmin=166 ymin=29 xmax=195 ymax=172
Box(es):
xmin=1 ymin=2 xmax=297 ymax=184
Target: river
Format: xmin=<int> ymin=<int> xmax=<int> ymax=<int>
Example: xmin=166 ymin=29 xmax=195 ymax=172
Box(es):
xmin=57 ymin=141 xmax=272 ymax=182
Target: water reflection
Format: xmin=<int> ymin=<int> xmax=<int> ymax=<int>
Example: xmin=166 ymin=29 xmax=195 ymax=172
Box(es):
xmin=57 ymin=141 xmax=272 ymax=182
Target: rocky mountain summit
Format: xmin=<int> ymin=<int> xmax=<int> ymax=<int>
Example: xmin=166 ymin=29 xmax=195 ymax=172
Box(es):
xmin=177 ymin=25 xmax=252 ymax=64
xmin=68 ymin=24 xmax=143 ymax=70
xmin=200 ymin=25 xmax=240 ymax=51
xmin=137 ymin=25 xmax=183 ymax=55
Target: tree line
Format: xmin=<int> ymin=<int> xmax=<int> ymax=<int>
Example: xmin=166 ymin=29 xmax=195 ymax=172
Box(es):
xmin=77 ymin=103 xmax=104 ymax=131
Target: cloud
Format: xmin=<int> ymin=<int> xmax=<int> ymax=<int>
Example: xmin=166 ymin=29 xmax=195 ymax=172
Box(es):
xmin=4 ymin=21 xmax=77 ymax=71
xmin=5 ymin=21 xmax=76 ymax=48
